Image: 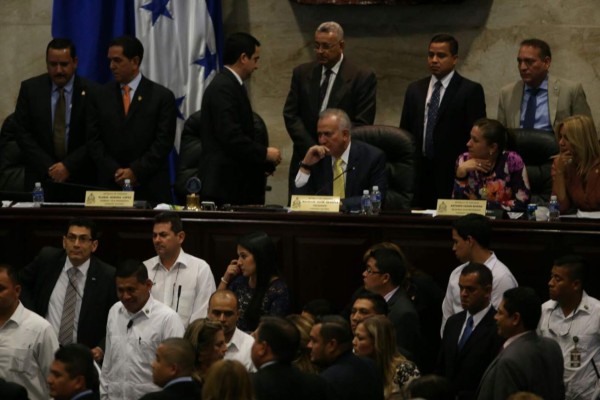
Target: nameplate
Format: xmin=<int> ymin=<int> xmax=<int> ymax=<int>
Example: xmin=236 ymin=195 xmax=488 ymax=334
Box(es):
xmin=436 ymin=199 xmax=486 ymax=216
xmin=290 ymin=195 xmax=341 ymax=213
xmin=85 ymin=191 xmax=135 ymax=208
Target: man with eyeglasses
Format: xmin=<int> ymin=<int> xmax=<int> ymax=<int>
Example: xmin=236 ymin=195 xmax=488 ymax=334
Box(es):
xmin=284 ymin=21 xmax=377 ymax=200
xmin=538 ymin=255 xmax=600 ymax=399
xmin=497 ymin=38 xmax=592 ymax=131
xmin=20 ymin=217 xmax=117 ymax=362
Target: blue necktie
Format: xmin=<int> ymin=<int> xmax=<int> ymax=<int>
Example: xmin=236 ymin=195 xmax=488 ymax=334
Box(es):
xmin=425 ymin=81 xmax=442 ymax=159
xmin=522 ymin=87 xmax=540 ymax=129
xmin=458 ymin=315 xmax=474 ymax=350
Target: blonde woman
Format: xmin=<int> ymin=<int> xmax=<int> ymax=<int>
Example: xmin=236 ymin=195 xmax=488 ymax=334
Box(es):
xmin=202 ymin=359 xmax=254 ymax=400
xmin=183 ymin=318 xmax=227 ymax=384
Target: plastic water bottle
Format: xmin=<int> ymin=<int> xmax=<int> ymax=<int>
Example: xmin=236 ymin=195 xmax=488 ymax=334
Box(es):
xmin=122 ymin=179 xmax=133 ymax=192
xmin=371 ymin=186 xmax=382 ymax=215
xmin=361 ymin=190 xmax=372 ymax=215
xmin=32 ymin=182 xmax=44 ymax=207
xmin=549 ymin=195 xmax=560 ymax=222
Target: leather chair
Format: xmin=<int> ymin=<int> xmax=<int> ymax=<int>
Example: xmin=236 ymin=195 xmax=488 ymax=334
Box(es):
xmin=0 ymin=113 xmax=25 ymax=194
xmin=512 ymin=128 xmax=559 ymax=204
xmin=350 ymin=125 xmax=415 ymax=210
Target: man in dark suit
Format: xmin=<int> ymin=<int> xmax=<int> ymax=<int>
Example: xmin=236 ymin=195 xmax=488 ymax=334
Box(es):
xmin=194 ymin=32 xmax=281 ymax=206
xmin=13 ymin=38 xmax=96 ymax=200
xmin=47 ymin=344 xmax=100 ymax=400
xmin=284 ymin=21 xmax=377 ymax=199
xmin=293 ymin=108 xmax=386 ymax=211
xmin=87 ymin=36 xmax=176 ymax=204
xmin=438 ymin=262 xmax=503 ymax=400
xmin=139 ymin=338 xmax=201 ymax=400
xmin=251 ymin=316 xmax=329 ymax=400
xmin=476 ymin=287 xmax=565 ymax=400
xmin=19 ymin=218 xmax=116 ymax=362
xmin=400 ymin=34 xmax=486 ymax=208
xmin=0 ymin=379 xmax=28 ymax=400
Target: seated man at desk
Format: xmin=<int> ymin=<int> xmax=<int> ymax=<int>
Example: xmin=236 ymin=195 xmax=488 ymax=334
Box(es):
xmin=293 ymin=108 xmax=387 ymax=211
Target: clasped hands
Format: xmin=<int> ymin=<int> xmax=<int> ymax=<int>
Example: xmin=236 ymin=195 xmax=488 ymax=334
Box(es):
xmin=114 ymin=168 xmax=137 ymax=187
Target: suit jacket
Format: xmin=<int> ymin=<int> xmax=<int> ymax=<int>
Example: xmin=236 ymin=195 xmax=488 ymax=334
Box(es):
xmin=0 ymin=378 xmax=28 ymax=400
xmin=321 ymin=351 xmax=383 ymax=400
xmin=400 ymin=72 xmax=486 ymax=208
xmin=292 ymin=139 xmax=387 ymax=211
xmin=437 ymin=307 xmax=503 ymax=400
xmin=283 ymin=58 xmax=377 ymax=193
xmin=196 ymin=68 xmax=271 ymax=205
xmin=138 ymin=380 xmax=202 ymax=400
xmin=13 ymin=73 xmax=97 ymax=196
xmin=497 ymin=75 xmax=593 ymax=130
xmin=476 ymin=331 xmax=565 ymax=400
xmin=387 ymin=287 xmax=422 ymax=365
xmin=19 ymin=247 xmax=117 ymax=350
xmin=252 ymin=362 xmax=330 ymax=400
xmin=87 ymin=76 xmax=176 ymax=204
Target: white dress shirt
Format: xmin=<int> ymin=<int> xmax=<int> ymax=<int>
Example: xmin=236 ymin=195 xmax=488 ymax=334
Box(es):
xmin=422 ymin=70 xmax=455 ymax=153
xmin=224 ymin=327 xmax=256 ymax=372
xmin=320 ymin=54 xmax=343 ymax=112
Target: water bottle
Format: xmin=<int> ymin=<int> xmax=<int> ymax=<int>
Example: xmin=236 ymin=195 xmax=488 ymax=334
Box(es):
xmin=361 ymin=190 xmax=372 ymax=215
xmin=32 ymin=182 xmax=44 ymax=207
xmin=122 ymin=179 xmax=133 ymax=192
xmin=549 ymin=195 xmax=560 ymax=222
xmin=371 ymin=186 xmax=382 ymax=215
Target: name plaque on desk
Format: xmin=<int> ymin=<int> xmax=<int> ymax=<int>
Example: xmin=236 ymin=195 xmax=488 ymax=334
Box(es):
xmin=290 ymin=195 xmax=340 ymax=213
xmin=436 ymin=199 xmax=486 ymax=216
xmin=85 ymin=191 xmax=134 ymax=208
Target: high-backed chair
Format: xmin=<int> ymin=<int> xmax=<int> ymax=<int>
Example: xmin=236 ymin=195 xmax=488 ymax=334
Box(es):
xmin=512 ymin=128 xmax=559 ymax=204
xmin=350 ymin=125 xmax=415 ymax=210
xmin=0 ymin=113 xmax=25 ymax=194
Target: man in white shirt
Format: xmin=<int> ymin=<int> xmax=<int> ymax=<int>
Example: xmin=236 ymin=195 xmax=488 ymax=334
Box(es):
xmin=101 ymin=260 xmax=184 ymax=400
xmin=441 ymin=213 xmax=517 ymax=333
xmin=0 ymin=264 xmax=59 ymax=400
xmin=207 ymin=290 xmax=255 ymax=372
xmin=538 ymin=255 xmax=600 ymax=399
xmin=144 ymin=212 xmax=216 ymax=327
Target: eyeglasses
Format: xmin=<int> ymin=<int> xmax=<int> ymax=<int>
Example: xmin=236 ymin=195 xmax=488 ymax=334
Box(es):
xmin=314 ymin=41 xmax=340 ymax=51
xmin=65 ymin=234 xmax=93 ymax=244
xmin=364 ymin=266 xmax=384 ymax=275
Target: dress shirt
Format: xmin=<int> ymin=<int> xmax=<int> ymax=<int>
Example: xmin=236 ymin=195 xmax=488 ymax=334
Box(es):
xmin=458 ymin=304 xmax=492 ymax=345
xmin=144 ymin=249 xmax=216 ymax=327
xmin=295 ymin=142 xmax=352 ymax=188
xmin=72 ymin=389 xmax=94 ymax=400
xmin=319 ymin=54 xmax=343 ymax=112
xmin=51 ymin=75 xmax=75 ymax=144
xmin=47 ymin=257 xmax=91 ymax=342
xmin=441 ymin=252 xmax=517 ymax=334
xmin=422 ymin=71 xmax=454 ymax=153
xmin=0 ymin=302 xmax=59 ymax=400
xmin=538 ymin=291 xmax=600 ymax=399
xmin=224 ymin=327 xmax=256 ymax=372
xmin=383 ymin=286 xmax=399 ymax=303
xmin=225 ymin=66 xmax=244 ymax=85
xmin=100 ymin=295 xmax=185 ymax=400
xmin=164 ymin=376 xmax=193 ymax=388
xmin=520 ymin=77 xmax=552 ymax=131
xmin=121 ymin=72 xmax=142 ymax=106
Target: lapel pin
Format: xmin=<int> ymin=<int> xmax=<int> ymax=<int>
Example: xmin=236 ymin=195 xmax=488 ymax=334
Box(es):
xmin=138 ymin=96 xmax=142 ymax=101
xmin=82 ymin=90 xmax=86 ymax=96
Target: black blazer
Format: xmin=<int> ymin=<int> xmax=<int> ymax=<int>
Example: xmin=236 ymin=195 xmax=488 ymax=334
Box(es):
xmin=321 ymin=351 xmax=383 ymax=400
xmin=252 ymin=362 xmax=330 ymax=400
xmin=138 ymin=380 xmax=202 ymax=400
xmin=20 ymin=247 xmax=117 ymax=350
xmin=387 ymin=287 xmax=422 ymax=365
xmin=0 ymin=378 xmax=28 ymax=400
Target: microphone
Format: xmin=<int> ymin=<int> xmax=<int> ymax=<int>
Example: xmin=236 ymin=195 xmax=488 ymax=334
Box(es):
xmin=176 ymin=285 xmax=182 ymax=312
xmin=127 ymin=319 xmax=133 ymax=330
xmin=315 ymin=166 xmax=356 ymax=195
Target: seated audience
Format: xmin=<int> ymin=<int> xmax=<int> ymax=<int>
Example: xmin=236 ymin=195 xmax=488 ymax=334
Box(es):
xmin=183 ymin=318 xmax=227 ymax=385
xmin=349 ymin=291 xmax=388 ymax=333
xmin=202 ymin=360 xmax=253 ymax=400
xmin=287 ymin=313 xmax=320 ymax=374
xmin=301 ymin=298 xmax=337 ymax=321
xmin=453 ymin=118 xmax=530 ymax=211
xmin=552 ymin=114 xmax=600 ymax=213
xmin=218 ymin=231 xmax=290 ymax=332
xmin=48 ymin=344 xmax=99 ymax=400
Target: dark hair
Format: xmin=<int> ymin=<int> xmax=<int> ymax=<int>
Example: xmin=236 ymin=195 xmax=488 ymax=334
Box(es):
xmin=54 ymin=344 xmax=99 ymax=392
xmin=116 ymin=259 xmax=148 ymax=283
xmin=318 ymin=315 xmax=353 ymax=347
xmin=430 ymin=33 xmax=459 ymax=56
xmin=368 ymin=248 xmax=406 ymax=286
xmin=502 ymin=287 xmax=542 ymax=331
xmin=554 ymin=254 xmax=587 ymax=286
xmin=473 ymin=118 xmax=516 ymax=152
xmin=160 ymin=338 xmax=196 ymax=375
xmin=47 ymin=38 xmax=77 ymax=59
xmin=0 ymin=264 xmax=19 ymax=286
xmin=520 ymin=38 xmax=552 ymax=59
xmin=257 ymin=316 xmax=300 ymax=364
xmin=354 ymin=291 xmax=389 ymax=315
xmin=154 ymin=212 xmax=183 ymax=233
xmin=461 ymin=262 xmax=493 ymax=287
xmin=452 ymin=213 xmax=492 ymax=249
xmin=109 ymin=35 xmax=144 ymax=62
xmin=223 ymin=32 xmax=260 ymax=65
xmin=67 ymin=218 xmax=98 ymax=240
xmin=407 ymin=374 xmax=453 ymax=400
xmin=302 ymin=299 xmax=337 ymax=319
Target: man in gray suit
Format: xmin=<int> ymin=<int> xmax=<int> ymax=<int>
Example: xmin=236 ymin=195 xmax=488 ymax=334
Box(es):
xmin=497 ymin=38 xmax=592 ymax=132
xmin=477 ymin=287 xmax=565 ymax=400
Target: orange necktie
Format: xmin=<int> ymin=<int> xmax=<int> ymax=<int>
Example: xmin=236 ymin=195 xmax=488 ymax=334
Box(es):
xmin=122 ymin=85 xmax=131 ymax=115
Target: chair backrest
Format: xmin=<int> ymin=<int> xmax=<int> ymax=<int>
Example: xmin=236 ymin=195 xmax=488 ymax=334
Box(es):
xmin=512 ymin=128 xmax=559 ymax=204
xmin=0 ymin=113 xmax=25 ymax=192
xmin=350 ymin=125 xmax=415 ymax=210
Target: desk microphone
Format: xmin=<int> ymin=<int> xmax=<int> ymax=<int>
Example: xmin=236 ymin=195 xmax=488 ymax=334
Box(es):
xmin=315 ymin=166 xmax=356 ymax=195
xmin=127 ymin=319 xmax=133 ymax=330
xmin=176 ymin=285 xmax=182 ymax=312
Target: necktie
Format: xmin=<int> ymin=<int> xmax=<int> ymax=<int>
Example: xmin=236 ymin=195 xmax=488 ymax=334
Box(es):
xmin=123 ymin=85 xmax=131 ymax=115
xmin=425 ymin=81 xmax=442 ymax=159
xmin=458 ymin=315 xmax=474 ymax=350
xmin=522 ymin=87 xmax=540 ymax=129
xmin=53 ymin=88 xmax=66 ymax=159
xmin=333 ymin=158 xmax=345 ymax=199
xmin=319 ymin=69 xmax=333 ymax=109
xmin=58 ymin=267 xmax=80 ymax=345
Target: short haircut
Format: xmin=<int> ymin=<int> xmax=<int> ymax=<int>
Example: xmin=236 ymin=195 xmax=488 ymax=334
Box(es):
xmin=115 ymin=259 xmax=148 ymax=283
xmin=554 ymin=254 xmax=587 ymax=285
xmin=208 ymin=289 xmax=239 ymax=309
xmin=473 ymin=118 xmax=516 ymax=152
xmin=407 ymin=374 xmax=453 ymax=400
xmin=520 ymin=38 xmax=552 ymax=59
xmin=110 ymin=35 xmax=144 ymax=62
xmin=354 ymin=291 xmax=388 ymax=315
xmin=257 ymin=316 xmax=300 ymax=364
xmin=223 ymin=32 xmax=260 ymax=65
xmin=461 ymin=262 xmax=493 ymax=287
xmin=0 ymin=264 xmax=19 ymax=286
xmin=320 ymin=108 xmax=352 ymax=131
xmin=54 ymin=344 xmax=98 ymax=391
xmin=430 ymin=33 xmax=459 ymax=56
xmin=154 ymin=212 xmax=183 ymax=233
xmin=66 ymin=218 xmax=98 ymax=240
xmin=318 ymin=315 xmax=353 ymax=346
xmin=316 ymin=21 xmax=344 ymax=41
xmin=368 ymin=248 xmax=406 ymax=287
xmin=47 ymin=38 xmax=77 ymax=59
xmin=302 ymin=299 xmax=337 ymax=319
xmin=160 ymin=338 xmax=196 ymax=375
xmin=502 ymin=287 xmax=542 ymax=331
xmin=452 ymin=213 xmax=492 ymax=249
